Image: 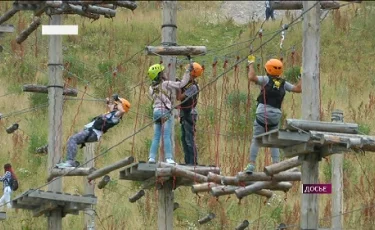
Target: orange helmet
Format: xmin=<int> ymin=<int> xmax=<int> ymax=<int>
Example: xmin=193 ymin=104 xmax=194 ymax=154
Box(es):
xmin=265 ymin=59 xmax=283 ymax=76
xmin=116 ymin=98 xmax=131 ymax=113
xmin=186 ymin=62 xmax=203 ymax=78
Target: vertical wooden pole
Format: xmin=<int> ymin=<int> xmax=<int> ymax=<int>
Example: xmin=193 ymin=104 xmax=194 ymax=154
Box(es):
xmin=158 ymin=1 xmax=177 ymax=230
xmin=84 ymin=143 xmax=95 ymax=230
xmin=331 ymin=110 xmax=343 ymax=230
xmin=47 ymin=14 xmax=63 ymax=230
xmin=300 ymin=1 xmax=320 ymax=229
xmin=161 ymin=0 xmax=177 ymax=162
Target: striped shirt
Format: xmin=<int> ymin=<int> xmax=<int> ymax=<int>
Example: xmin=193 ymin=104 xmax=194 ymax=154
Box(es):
xmin=0 ymin=171 xmax=12 ymax=189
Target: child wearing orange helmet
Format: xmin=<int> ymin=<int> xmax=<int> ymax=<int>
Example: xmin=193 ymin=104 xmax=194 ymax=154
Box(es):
xmin=176 ymin=60 xmax=203 ymax=165
xmin=244 ymin=56 xmax=302 ymax=174
xmin=56 ymin=94 xmax=130 ymax=168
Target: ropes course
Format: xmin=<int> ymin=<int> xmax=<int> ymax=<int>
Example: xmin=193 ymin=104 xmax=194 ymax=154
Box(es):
xmin=0 ymin=1 xmax=370 ymax=229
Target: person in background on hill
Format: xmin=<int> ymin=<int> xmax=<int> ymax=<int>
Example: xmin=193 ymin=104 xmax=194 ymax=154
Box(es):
xmin=176 ymin=59 xmax=203 ymax=165
xmin=56 ymin=94 xmax=131 ymax=168
xmin=244 ymin=55 xmax=302 ymax=174
xmin=147 ymin=62 xmax=194 ymax=164
xmin=265 ymin=0 xmax=275 ymax=21
xmin=0 ymin=163 xmax=16 ymax=209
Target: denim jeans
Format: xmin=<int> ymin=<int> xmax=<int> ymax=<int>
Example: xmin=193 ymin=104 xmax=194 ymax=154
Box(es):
xmin=66 ymin=129 xmax=98 ymax=162
xmin=149 ymin=108 xmax=173 ymax=160
xmin=180 ymin=110 xmax=198 ymax=165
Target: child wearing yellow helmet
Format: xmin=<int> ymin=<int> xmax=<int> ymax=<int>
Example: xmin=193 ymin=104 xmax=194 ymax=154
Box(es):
xmin=55 ymin=94 xmax=130 ymax=168
xmin=147 ymin=61 xmax=198 ymax=164
xmin=244 ymin=55 xmax=302 ymax=174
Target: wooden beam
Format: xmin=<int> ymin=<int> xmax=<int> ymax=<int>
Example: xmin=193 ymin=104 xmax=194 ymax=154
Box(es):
xmin=270 ymin=1 xmax=340 ymax=10
xmin=45 ymin=1 xmax=63 ymax=8
xmin=46 ymin=14 xmax=64 ymax=230
xmin=12 ymin=2 xmax=42 ymax=11
xmin=331 ymin=110 xmax=344 ymax=230
xmin=129 ymin=190 xmax=145 ymax=203
xmin=0 ymin=8 xmax=19 ymax=25
xmin=0 ymin=25 xmax=15 ymax=33
xmin=83 ymin=143 xmax=95 ymax=230
xmin=285 ymin=119 xmax=358 ymax=134
xmin=46 ymin=4 xmax=100 ymax=20
xmin=145 ymin=46 xmax=207 ymax=56
xmin=207 ymin=172 xmax=223 ymax=184
xmin=158 ymin=163 xmax=220 ymax=175
xmin=198 ymin=213 xmax=215 ymax=225
xmin=235 ymin=181 xmax=277 ymax=199
xmin=27 ymin=190 xmax=97 ymax=205
xmin=82 ymin=5 xmax=116 ymax=18
xmin=191 ymin=182 xmax=219 ymax=194
xmin=264 ymin=156 xmax=302 ymax=176
xmin=47 ymin=167 xmax=96 ymax=182
xmin=170 ymin=166 xmax=208 ymax=183
xmin=97 ymin=175 xmax=110 ymax=189
xmin=211 ymin=185 xmax=273 ymax=198
xmin=87 ymin=156 xmax=134 ymax=181
xmin=115 ymin=1 xmax=137 ymax=10
xmin=23 ymin=84 xmax=78 ymax=97
xmin=237 ymin=172 xmax=301 ymax=182
xmin=300 ymin=1 xmax=321 ymax=229
xmin=283 ymin=143 xmax=316 ymax=158
xmin=32 ymin=201 xmax=58 ymax=217
xmin=16 ymin=17 xmax=41 ymax=44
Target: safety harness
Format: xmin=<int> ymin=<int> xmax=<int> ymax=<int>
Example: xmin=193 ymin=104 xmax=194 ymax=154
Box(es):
xmin=256 ymin=76 xmax=285 ymax=130
xmin=151 ymin=82 xmax=172 ymax=123
xmin=180 ymin=80 xmax=199 ymax=113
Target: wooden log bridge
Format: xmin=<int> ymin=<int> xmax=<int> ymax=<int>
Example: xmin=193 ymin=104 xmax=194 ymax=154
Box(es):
xmin=47 ymin=167 xmax=96 ymax=182
xmin=12 ymin=189 xmax=97 ymax=217
xmin=270 ymin=1 xmax=341 ymax=10
xmin=145 ymin=46 xmax=207 ymax=56
xmin=236 ymin=172 xmax=301 ymax=182
xmin=87 ymin=156 xmax=134 ymax=181
xmin=16 ymin=17 xmax=41 ymax=44
xmin=23 ymin=84 xmax=78 ymax=97
xmin=235 ymin=181 xmax=293 ymax=199
xmin=264 ymin=156 xmax=301 ymax=176
xmin=253 ymin=119 xmax=375 ymax=158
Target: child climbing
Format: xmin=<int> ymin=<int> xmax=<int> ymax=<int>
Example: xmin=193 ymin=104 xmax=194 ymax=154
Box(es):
xmin=56 ymin=94 xmax=131 ymax=168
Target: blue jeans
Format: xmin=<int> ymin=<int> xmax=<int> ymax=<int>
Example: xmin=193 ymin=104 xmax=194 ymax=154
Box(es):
xmin=180 ymin=110 xmax=198 ymax=165
xmin=149 ymin=108 xmax=173 ymax=160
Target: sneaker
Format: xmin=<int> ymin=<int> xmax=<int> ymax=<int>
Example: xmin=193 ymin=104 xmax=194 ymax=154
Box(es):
xmin=244 ymin=163 xmax=255 ymax=174
xmin=55 ymin=160 xmax=79 ymax=169
xmin=148 ymin=158 xmax=156 ymax=163
xmin=165 ymin=158 xmax=176 ymax=164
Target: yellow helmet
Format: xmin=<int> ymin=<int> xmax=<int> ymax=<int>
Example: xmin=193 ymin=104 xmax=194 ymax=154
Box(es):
xmin=148 ymin=64 xmax=165 ymax=80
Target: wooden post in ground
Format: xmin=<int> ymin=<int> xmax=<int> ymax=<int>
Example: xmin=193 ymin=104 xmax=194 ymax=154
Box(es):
xmin=46 ymin=14 xmax=63 ymax=230
xmin=331 ymin=110 xmax=344 ymax=230
xmin=159 ymin=1 xmax=177 ymax=229
xmin=84 ymin=143 xmax=95 ymax=230
xmin=300 ymin=1 xmax=321 ymax=229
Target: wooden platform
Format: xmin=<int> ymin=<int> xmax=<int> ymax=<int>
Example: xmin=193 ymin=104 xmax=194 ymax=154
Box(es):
xmin=119 ymin=162 xmax=220 ymax=190
xmin=12 ymin=189 xmax=97 ymax=217
xmin=254 ymin=128 xmax=375 ymax=158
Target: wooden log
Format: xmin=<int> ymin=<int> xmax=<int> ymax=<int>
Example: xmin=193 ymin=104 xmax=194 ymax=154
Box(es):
xmin=210 ymin=185 xmax=272 ymax=198
xmin=47 ymin=4 xmax=100 ymax=20
xmin=207 ymin=172 xmax=222 ymax=184
xmin=221 ymin=176 xmax=241 ymax=185
xmin=47 ymin=167 xmax=96 ymax=182
xmin=285 ymin=119 xmax=358 ymax=134
xmin=237 ymin=172 xmax=301 ymax=182
xmin=12 ymin=2 xmax=41 ymax=11
xmin=198 ymin=213 xmax=215 ymax=225
xmin=115 ymin=1 xmax=137 ymax=10
xmin=266 ymin=182 xmax=293 ymax=192
xmin=156 ymin=168 xmax=172 ymax=177
xmin=235 ymin=181 xmax=274 ymax=199
xmin=16 ymin=17 xmax=41 ymax=44
xmin=264 ymin=156 xmax=301 ymax=176
xmin=23 ymin=84 xmax=78 ymax=97
xmin=235 ymin=220 xmax=249 ymax=230
xmin=145 ymin=46 xmax=207 ymax=56
xmin=81 ymin=5 xmax=116 ymax=18
xmin=0 ymin=25 xmax=15 ymax=33
xmin=45 ymin=1 xmax=63 ymax=8
xmin=87 ymin=156 xmax=134 ymax=181
xmin=159 ymin=162 xmax=220 ymax=175
xmin=191 ymin=182 xmax=219 ymax=194
xmin=129 ymin=190 xmax=145 ymax=203
xmin=270 ymin=1 xmax=340 ymax=10
xmin=0 ymin=8 xmax=19 ymax=25
xmin=97 ymin=175 xmax=110 ymax=189
xmin=170 ymin=166 xmax=208 ymax=183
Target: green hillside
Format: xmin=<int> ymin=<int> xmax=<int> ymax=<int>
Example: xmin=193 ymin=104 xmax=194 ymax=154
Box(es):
xmin=0 ymin=1 xmax=374 ymax=229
